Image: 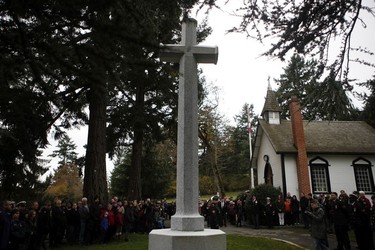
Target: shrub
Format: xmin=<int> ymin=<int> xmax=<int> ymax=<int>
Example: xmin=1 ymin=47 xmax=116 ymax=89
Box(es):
xmin=249 ymin=183 xmax=282 ymax=205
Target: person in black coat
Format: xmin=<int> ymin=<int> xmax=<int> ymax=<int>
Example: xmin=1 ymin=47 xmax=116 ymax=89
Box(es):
xmin=50 ymin=200 xmax=66 ymax=247
xmin=66 ymin=202 xmax=80 ymax=244
xmin=264 ymin=197 xmax=275 ymax=229
xmin=0 ymin=200 xmax=12 ymax=250
xmin=249 ymin=195 xmax=260 ymax=229
xmin=352 ymin=191 xmax=374 ymax=250
xmin=209 ymin=203 xmax=220 ymax=229
xmin=37 ymin=201 xmax=51 ymax=250
xmin=25 ymin=209 xmax=38 ymax=250
xmin=330 ymin=192 xmax=351 ymax=250
xmin=9 ymin=209 xmax=26 ymax=250
xmin=291 ymin=195 xmax=300 ymax=225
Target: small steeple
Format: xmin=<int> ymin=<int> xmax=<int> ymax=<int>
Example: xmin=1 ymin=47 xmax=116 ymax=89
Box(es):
xmin=261 ymin=81 xmax=282 ymax=124
xmin=267 ymin=76 xmax=272 ymax=90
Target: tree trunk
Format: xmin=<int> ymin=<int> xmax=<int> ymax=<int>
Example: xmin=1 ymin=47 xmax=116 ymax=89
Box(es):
xmin=84 ymin=82 xmax=108 ymax=204
xmin=209 ymin=145 xmax=225 ymax=198
xmin=127 ymin=82 xmax=145 ymax=201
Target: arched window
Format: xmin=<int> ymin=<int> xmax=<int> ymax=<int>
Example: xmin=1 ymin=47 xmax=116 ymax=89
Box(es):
xmin=309 ymin=157 xmax=331 ymax=194
xmin=352 ymin=157 xmax=374 ymax=193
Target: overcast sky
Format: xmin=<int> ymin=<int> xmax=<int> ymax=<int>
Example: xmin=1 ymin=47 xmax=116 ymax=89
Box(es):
xmin=43 ymin=2 xmax=375 ymax=178
xmin=196 ymin=1 xmax=375 ymax=121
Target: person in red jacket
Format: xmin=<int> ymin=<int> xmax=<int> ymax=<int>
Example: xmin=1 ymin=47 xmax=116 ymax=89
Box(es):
xmin=284 ymin=197 xmax=292 ymax=225
xmin=100 ymin=204 xmax=115 ymax=243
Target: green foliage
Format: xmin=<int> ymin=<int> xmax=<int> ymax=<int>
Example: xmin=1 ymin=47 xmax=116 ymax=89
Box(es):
xmin=224 ymin=175 xmax=250 ymax=191
xmin=44 ymin=164 xmax=83 ymax=202
xmin=199 ymin=176 xmax=216 ymax=195
xmin=276 ymin=55 xmax=358 ymax=121
xmin=359 ymin=78 xmax=375 ymax=128
xmin=306 ymin=70 xmax=359 ymax=120
xmin=141 ymin=143 xmax=174 ymax=199
xmin=246 ymin=184 xmax=282 ymax=206
xmin=110 ymin=139 xmax=175 ymax=199
xmin=109 ymin=162 xmax=130 ymax=199
xmin=165 ymin=180 xmax=176 ymax=198
xmin=49 ymin=134 xmax=78 ymax=167
xmin=275 ymin=54 xmax=318 ymax=119
xmin=220 ymin=103 xmax=257 ymax=176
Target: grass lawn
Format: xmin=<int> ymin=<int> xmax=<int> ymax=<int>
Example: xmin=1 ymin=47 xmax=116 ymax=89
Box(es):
xmin=58 ymin=233 xmax=303 ymax=250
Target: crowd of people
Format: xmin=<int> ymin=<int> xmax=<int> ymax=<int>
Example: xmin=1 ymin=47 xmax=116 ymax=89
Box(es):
xmin=1 ymin=190 xmax=375 ymax=250
xmin=201 ymin=190 xmax=375 ymax=250
xmin=0 ymin=196 xmax=175 ymax=250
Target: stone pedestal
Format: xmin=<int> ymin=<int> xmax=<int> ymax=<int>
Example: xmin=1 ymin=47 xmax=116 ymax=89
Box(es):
xmin=149 ymin=229 xmax=226 ymax=250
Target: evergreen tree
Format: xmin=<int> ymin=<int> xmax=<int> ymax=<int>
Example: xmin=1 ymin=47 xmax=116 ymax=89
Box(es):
xmin=306 ymin=70 xmax=359 ymax=120
xmin=359 ymin=77 xmax=375 ymax=128
xmin=223 ymin=103 xmax=257 ymax=176
xmin=0 ymin=0 xmax=209 ymax=202
xmin=275 ymin=54 xmax=318 ymax=118
xmin=49 ymin=134 xmax=78 ymax=167
xmin=275 ymin=56 xmax=358 ymax=120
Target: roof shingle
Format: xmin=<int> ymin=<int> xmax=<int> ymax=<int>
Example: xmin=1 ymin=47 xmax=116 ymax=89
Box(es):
xmin=259 ymin=120 xmax=375 ymax=154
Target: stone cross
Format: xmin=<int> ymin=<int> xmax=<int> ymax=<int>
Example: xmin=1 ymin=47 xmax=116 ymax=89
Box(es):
xmin=160 ymin=18 xmax=218 ymax=231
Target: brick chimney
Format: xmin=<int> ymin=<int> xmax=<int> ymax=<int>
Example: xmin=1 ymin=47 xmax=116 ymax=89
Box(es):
xmin=289 ymin=96 xmax=311 ymax=195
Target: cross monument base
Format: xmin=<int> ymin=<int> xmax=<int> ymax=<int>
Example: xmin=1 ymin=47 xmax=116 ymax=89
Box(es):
xmin=148 ymin=229 xmax=226 ymax=250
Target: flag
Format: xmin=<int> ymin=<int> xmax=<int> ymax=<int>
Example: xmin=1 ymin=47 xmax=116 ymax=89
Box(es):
xmin=247 ymin=106 xmax=252 ymax=136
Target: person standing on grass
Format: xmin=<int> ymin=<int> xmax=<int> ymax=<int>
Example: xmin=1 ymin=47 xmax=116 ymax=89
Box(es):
xmin=305 ymin=199 xmax=329 ymax=250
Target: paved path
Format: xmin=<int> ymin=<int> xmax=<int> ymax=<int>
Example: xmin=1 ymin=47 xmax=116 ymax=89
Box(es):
xmin=164 ymin=219 xmax=359 ymax=249
xmin=219 ymin=224 xmax=357 ymax=250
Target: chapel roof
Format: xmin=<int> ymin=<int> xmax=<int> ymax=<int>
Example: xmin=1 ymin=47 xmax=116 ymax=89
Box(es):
xmin=259 ymin=119 xmax=375 ymax=154
xmin=261 ymin=84 xmax=282 ymax=116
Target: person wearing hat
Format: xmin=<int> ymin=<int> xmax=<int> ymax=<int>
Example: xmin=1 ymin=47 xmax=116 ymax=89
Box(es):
xmin=15 ymin=201 xmax=27 ymax=222
xmin=305 ymin=199 xmax=329 ymax=250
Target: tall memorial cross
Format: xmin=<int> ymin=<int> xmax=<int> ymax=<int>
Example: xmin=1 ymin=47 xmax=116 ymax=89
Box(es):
xmin=160 ymin=18 xmax=218 ymax=231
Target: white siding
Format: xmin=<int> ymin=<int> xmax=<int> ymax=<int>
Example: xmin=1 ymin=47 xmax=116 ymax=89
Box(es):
xmin=255 ymin=136 xmax=375 ymax=198
xmin=308 ymin=154 xmax=375 ymax=195
xmin=256 ymin=134 xmax=282 ymax=189
xmin=284 ymin=155 xmax=299 ymax=196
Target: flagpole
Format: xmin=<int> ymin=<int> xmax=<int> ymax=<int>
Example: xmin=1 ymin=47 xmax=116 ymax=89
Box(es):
xmin=247 ymin=105 xmax=254 ymax=189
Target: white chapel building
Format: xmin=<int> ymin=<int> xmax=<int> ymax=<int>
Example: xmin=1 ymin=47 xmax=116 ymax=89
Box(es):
xmin=251 ymin=85 xmax=375 ymax=197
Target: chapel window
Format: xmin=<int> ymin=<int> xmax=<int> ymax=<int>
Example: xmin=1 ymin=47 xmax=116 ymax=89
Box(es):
xmin=309 ymin=157 xmax=331 ymax=194
xmin=352 ymin=157 xmax=374 ymax=193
